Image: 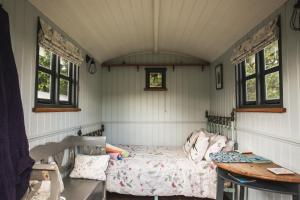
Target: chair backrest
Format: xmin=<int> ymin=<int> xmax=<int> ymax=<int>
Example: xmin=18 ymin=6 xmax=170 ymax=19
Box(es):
xmin=30 ymin=136 xmax=106 ymax=175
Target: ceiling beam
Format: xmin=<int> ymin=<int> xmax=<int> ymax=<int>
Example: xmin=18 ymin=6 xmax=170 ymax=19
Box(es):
xmin=153 ymin=0 xmax=160 ymax=53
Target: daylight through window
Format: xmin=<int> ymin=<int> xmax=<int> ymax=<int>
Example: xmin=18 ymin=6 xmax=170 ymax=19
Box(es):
xmin=35 ymin=46 xmax=79 ymax=108
xmin=236 ymin=40 xmax=282 ymax=108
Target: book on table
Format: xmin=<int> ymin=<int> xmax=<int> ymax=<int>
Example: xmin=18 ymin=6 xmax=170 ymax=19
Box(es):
xmin=267 ymin=168 xmax=295 ymax=175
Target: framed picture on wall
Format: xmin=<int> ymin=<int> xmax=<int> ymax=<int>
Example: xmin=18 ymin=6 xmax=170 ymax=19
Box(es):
xmin=215 ymin=64 xmax=223 ymax=90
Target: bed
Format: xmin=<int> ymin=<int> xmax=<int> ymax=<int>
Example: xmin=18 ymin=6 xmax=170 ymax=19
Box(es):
xmin=106 ymin=145 xmax=217 ymax=198
xmin=81 ymin=110 xmax=236 ymax=198
xmin=105 ymin=110 xmax=237 ymax=199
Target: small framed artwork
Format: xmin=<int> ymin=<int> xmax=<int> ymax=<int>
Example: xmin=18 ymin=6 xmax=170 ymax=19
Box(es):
xmin=215 ymin=64 xmax=223 ymax=90
xmin=145 ymin=68 xmax=167 ymax=91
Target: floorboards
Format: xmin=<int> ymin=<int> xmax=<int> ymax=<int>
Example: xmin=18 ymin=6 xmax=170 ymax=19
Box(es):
xmin=107 ymin=192 xmax=229 ymax=200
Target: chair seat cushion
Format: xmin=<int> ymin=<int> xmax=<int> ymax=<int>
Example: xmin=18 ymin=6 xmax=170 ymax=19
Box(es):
xmin=61 ymin=177 xmax=104 ymax=200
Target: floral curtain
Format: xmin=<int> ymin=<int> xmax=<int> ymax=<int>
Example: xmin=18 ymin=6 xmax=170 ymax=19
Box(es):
xmin=231 ymin=17 xmax=279 ymax=65
xmin=38 ymin=18 xmax=83 ymax=65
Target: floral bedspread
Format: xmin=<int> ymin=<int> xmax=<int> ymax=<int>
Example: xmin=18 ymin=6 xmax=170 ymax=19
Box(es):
xmin=106 ymin=145 xmax=217 ymax=198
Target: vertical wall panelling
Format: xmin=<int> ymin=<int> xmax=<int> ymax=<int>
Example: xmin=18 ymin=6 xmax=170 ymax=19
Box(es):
xmin=1 ymin=0 xmax=102 ymax=148
xmin=210 ymin=0 xmax=300 ymax=199
xmin=102 ymin=66 xmax=210 ymax=146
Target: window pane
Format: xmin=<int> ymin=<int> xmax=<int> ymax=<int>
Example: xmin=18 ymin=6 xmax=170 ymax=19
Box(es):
xmin=59 ymin=79 xmax=69 ymax=101
xmin=37 ymin=71 xmax=51 ymax=99
xmin=245 ymin=55 xmax=256 ymax=77
xmin=39 ymin=47 xmax=52 ymax=69
xmin=246 ymin=78 xmax=256 ymax=102
xmin=149 ymin=72 xmax=162 ymax=88
xmin=60 ymin=58 xmax=70 ymax=77
xmin=265 ymin=71 xmax=280 ymax=100
xmin=264 ymin=40 xmax=279 ymax=70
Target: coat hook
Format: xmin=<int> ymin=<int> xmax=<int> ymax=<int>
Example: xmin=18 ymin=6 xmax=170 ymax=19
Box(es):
xmin=172 ymin=65 xmax=175 ymax=71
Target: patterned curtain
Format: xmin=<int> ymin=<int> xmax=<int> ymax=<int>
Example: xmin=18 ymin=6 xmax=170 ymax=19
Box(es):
xmin=38 ymin=18 xmax=83 ymax=65
xmin=230 ymin=17 xmax=279 ymax=65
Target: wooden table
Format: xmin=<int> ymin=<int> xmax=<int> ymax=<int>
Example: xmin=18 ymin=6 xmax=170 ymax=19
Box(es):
xmin=215 ymin=162 xmax=300 ymax=200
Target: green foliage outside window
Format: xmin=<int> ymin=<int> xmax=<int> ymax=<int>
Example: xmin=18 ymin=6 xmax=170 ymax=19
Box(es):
xmin=60 ymin=58 xmax=69 ymax=76
xmin=246 ymin=78 xmax=256 ymax=101
xmin=38 ymin=47 xmax=51 ymax=96
xmin=59 ymin=79 xmax=69 ymax=97
xmin=38 ymin=71 xmax=50 ymax=93
xmin=39 ymin=47 xmax=51 ymax=69
xmin=237 ymin=40 xmax=282 ymax=107
xmin=37 ymin=47 xmax=75 ymax=104
xmin=265 ymin=72 xmax=280 ymax=100
xmin=264 ymin=40 xmax=279 ymax=70
xmin=264 ymin=41 xmax=280 ymax=100
xmin=149 ymin=73 xmax=162 ymax=87
xmin=245 ymin=55 xmax=256 ymax=76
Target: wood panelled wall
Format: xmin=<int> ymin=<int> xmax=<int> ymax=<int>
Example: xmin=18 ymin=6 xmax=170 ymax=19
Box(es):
xmin=210 ymin=0 xmax=300 ymax=199
xmin=0 ymin=0 xmax=102 ymax=148
xmin=102 ymin=66 xmax=210 ymax=146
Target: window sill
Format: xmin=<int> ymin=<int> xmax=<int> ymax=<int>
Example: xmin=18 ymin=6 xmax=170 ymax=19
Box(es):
xmin=32 ymin=107 xmax=81 ymax=113
xmin=235 ymin=107 xmax=286 ymax=113
xmin=144 ymin=88 xmax=168 ymax=91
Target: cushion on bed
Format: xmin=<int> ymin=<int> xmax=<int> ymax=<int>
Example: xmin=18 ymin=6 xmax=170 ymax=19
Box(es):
xmin=189 ymin=134 xmax=209 ymax=161
xmin=70 ymin=154 xmax=110 ymax=180
xmin=204 ymin=135 xmax=227 ymax=161
xmin=183 ymin=130 xmax=201 ymax=153
xmin=222 ymin=140 xmax=235 ymax=152
xmin=108 ymin=152 xmax=122 ymax=160
xmin=106 ymin=143 xmax=129 ymax=157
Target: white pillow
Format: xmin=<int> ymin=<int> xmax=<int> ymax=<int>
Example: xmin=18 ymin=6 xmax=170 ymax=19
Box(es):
xmin=200 ymin=129 xmax=214 ymax=138
xmin=189 ymin=135 xmax=209 ymax=161
xmin=183 ymin=130 xmax=201 ymax=153
xmin=70 ymin=154 xmax=110 ymax=181
xmin=204 ymin=135 xmax=227 ymax=161
xmin=222 ymin=140 xmax=235 ymax=152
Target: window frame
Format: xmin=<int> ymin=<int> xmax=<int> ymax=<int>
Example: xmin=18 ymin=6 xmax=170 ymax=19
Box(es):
xmin=34 ymin=46 xmax=79 ymax=110
xmin=144 ymin=68 xmax=167 ymax=91
xmin=236 ymin=27 xmax=283 ymax=109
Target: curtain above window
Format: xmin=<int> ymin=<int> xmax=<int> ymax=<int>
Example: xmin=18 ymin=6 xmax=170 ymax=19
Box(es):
xmin=38 ymin=18 xmax=83 ymax=65
xmin=231 ymin=17 xmax=279 ymax=65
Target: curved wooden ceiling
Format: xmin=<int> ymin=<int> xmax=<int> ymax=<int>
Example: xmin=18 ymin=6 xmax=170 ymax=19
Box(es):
xmin=30 ymin=0 xmax=287 ymax=63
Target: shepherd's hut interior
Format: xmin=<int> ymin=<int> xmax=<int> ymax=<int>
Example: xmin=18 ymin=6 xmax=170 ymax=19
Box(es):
xmin=1 ymin=0 xmax=300 ymax=200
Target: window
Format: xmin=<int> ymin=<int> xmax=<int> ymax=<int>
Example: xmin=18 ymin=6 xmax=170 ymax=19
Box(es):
xmin=35 ymin=46 xmax=79 ymax=109
xmin=144 ymin=68 xmax=167 ymax=91
xmin=236 ymin=40 xmax=283 ymax=109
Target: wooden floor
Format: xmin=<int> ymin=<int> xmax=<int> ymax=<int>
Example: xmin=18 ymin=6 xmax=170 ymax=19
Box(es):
xmin=107 ymin=192 xmax=229 ymax=200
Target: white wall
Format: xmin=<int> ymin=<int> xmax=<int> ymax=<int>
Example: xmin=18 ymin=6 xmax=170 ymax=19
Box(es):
xmin=102 ymin=66 xmax=210 ymax=146
xmin=0 ymin=0 xmax=102 ymax=148
xmin=210 ymin=0 xmax=300 ymax=199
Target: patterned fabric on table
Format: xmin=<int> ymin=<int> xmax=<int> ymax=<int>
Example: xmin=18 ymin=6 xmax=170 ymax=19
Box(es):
xmin=106 ymin=145 xmax=217 ymax=199
xmin=210 ymin=152 xmax=271 ymax=163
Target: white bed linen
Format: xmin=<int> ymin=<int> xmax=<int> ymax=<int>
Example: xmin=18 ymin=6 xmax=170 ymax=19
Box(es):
xmin=106 ymin=145 xmax=217 ymax=199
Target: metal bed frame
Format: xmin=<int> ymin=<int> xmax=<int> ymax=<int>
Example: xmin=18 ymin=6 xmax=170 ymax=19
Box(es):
xmin=205 ymin=109 xmax=238 ymax=199
xmin=205 ymin=109 xmax=238 ymax=150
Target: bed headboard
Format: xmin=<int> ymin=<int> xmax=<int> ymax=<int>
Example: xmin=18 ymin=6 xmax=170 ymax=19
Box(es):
xmin=205 ymin=109 xmax=238 ymax=150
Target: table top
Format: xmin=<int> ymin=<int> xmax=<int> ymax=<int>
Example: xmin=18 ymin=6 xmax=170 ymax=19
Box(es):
xmin=216 ymin=162 xmax=300 ymax=183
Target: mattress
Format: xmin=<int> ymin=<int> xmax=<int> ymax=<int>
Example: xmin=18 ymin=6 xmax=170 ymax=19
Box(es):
xmin=106 ymin=145 xmax=217 ymax=199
